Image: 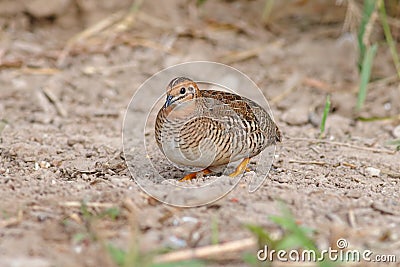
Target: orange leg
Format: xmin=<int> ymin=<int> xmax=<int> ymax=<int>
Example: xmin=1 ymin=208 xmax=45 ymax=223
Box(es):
xmin=229 ymin=158 xmax=250 ymax=177
xmin=179 ymin=168 xmax=212 ymax=182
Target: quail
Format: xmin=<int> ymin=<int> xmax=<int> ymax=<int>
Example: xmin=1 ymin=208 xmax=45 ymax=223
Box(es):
xmin=155 ymin=77 xmax=281 ymax=181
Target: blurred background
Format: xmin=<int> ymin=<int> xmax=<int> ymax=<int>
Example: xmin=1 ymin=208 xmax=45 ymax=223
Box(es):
xmin=0 ymin=0 xmax=399 ymax=266
xmin=1 ymin=0 xmax=400 ymax=120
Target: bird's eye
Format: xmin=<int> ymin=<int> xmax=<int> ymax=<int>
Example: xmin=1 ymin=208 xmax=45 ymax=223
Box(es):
xmin=180 ymin=87 xmax=186 ymax=94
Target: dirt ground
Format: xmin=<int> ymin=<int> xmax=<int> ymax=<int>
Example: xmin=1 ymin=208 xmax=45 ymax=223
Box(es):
xmin=0 ymin=0 xmax=400 ymax=266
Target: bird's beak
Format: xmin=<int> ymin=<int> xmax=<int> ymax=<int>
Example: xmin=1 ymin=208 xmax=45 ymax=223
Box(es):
xmin=164 ymin=95 xmax=174 ymax=108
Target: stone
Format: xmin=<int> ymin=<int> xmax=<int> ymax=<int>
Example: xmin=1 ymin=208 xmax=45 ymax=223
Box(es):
xmin=23 ymin=0 xmax=71 ymax=18
xmin=281 ymin=106 xmax=309 ymax=126
xmin=393 ymin=125 xmax=400 ymax=138
xmin=365 ymin=167 xmax=380 ymax=177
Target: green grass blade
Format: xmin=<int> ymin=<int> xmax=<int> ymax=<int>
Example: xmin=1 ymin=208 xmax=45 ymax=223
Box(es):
xmin=386 ymin=139 xmax=400 ymax=150
xmin=242 ymin=252 xmax=260 ymax=266
xmin=0 ymin=120 xmax=7 ymax=136
xmin=379 ymin=0 xmax=400 ymax=78
xmin=196 ymin=0 xmax=207 ymax=6
xmin=262 ymin=0 xmax=275 ymax=23
xmin=129 ymin=0 xmax=144 ymax=13
xmin=211 ymin=216 xmax=219 ymax=245
xmin=357 ymin=115 xmax=399 ymax=122
xmin=245 ymin=223 xmax=274 ymax=247
xmin=269 ymin=206 xmax=317 ymax=251
xmin=357 ymin=43 xmax=378 ymax=111
xmin=319 ymin=95 xmax=331 ymax=138
xmin=99 ymin=207 xmax=120 ymax=220
xmin=107 ymin=244 xmax=126 ymax=266
xmin=151 ymin=260 xmax=204 ymax=267
xmin=357 ymin=0 xmax=377 ymax=71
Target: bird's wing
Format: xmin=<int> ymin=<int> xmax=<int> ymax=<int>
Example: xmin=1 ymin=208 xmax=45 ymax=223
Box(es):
xmin=201 ymin=90 xmax=281 ymax=143
xmin=200 ymin=90 xmax=258 ymax=122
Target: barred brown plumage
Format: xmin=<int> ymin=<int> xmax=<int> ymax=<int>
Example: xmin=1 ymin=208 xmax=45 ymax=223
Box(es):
xmin=155 ymin=77 xmax=281 ymax=181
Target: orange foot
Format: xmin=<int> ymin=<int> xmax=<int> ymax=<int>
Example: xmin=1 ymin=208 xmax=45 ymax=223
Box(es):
xmin=179 ymin=168 xmax=212 ymax=182
xmin=229 ymin=158 xmax=250 ymax=177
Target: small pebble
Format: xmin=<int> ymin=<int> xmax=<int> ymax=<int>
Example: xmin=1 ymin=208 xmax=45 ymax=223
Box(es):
xmin=181 ymin=216 xmax=198 ymax=224
xmin=73 ymin=245 xmax=83 ymax=254
xmin=82 ymin=66 xmax=96 ymax=75
xmin=67 ymin=136 xmax=86 ymax=146
xmin=281 ymin=106 xmax=309 ymax=126
xmin=167 ymin=235 xmax=187 ymax=248
xmin=39 ymin=161 xmax=50 ymax=169
xmin=345 ymin=190 xmax=361 ymax=199
xmin=365 ymin=167 xmax=380 ymax=177
xmin=24 ymin=0 xmax=71 ymax=18
xmin=392 ymin=125 xmax=400 ymax=138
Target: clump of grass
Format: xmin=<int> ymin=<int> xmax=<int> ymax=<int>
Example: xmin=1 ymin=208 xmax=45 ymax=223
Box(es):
xmin=319 ymin=95 xmax=331 ymax=138
xmin=108 ymin=244 xmax=128 ymax=266
xmin=107 ymin=243 xmax=157 ymax=267
xmin=355 ymin=0 xmax=400 ymax=111
xmin=386 ymin=139 xmax=400 ymax=150
xmin=106 ymin=212 xmax=205 ymax=267
xmin=269 ymin=205 xmax=318 ymax=252
xmin=245 ymin=204 xmax=335 ymax=267
xmin=63 ymin=202 xmax=124 ymax=265
xmin=107 ymin=243 xmax=204 ymax=267
xmin=243 ymin=223 xmax=274 ymax=267
xmin=76 ymin=202 xmax=121 ymax=242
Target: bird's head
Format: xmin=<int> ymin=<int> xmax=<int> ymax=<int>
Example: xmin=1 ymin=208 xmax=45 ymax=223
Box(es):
xmin=164 ymin=77 xmax=200 ymax=109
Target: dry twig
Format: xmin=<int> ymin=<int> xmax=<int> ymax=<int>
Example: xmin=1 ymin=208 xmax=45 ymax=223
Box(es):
xmin=288 ymin=160 xmax=328 ymax=166
xmin=154 ymin=237 xmax=256 ymax=263
xmin=219 ymin=46 xmax=268 ymax=64
xmin=347 ymin=210 xmax=357 ymax=228
xmin=41 ymin=87 xmax=68 ymax=118
xmin=57 ymin=0 xmax=143 ymax=66
xmin=57 ymin=11 xmax=125 ymax=66
xmin=22 ymin=68 xmax=60 ymax=75
xmin=381 ymin=169 xmax=400 ymax=178
xmin=59 ymin=201 xmax=114 ymax=208
xmin=286 ymin=138 xmax=396 ymax=155
xmin=270 ymin=73 xmax=301 ymax=105
xmin=303 ymin=77 xmax=333 ymax=92
xmin=371 ymin=202 xmax=397 ymax=215
xmin=0 ymin=210 xmax=23 ymax=228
